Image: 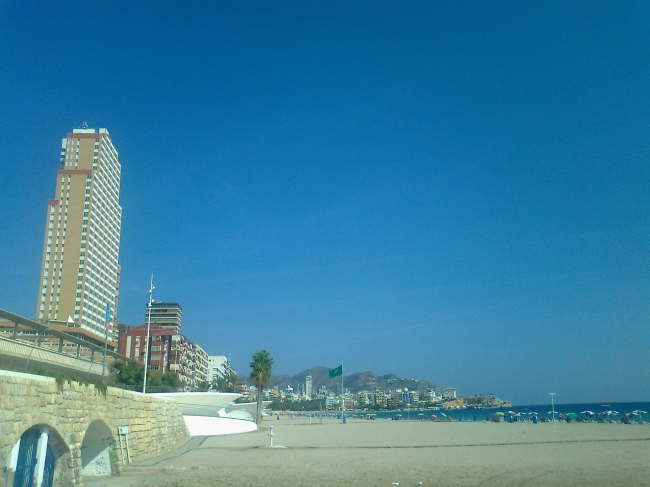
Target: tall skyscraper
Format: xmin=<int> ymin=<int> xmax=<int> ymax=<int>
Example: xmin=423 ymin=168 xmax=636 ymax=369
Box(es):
xmin=36 ymin=126 xmax=122 ymax=340
xmin=145 ymin=302 xmax=182 ymax=333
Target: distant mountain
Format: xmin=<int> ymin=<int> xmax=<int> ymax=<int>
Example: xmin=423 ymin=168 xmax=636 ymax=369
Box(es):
xmin=269 ymin=367 xmax=436 ymax=394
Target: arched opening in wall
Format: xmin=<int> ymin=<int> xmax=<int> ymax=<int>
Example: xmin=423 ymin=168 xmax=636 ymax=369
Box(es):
xmin=8 ymin=424 xmax=70 ymax=487
xmin=81 ymin=420 xmax=115 ymax=477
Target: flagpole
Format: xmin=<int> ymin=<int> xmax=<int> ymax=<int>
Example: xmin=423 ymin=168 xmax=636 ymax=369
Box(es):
xmin=101 ymin=319 xmax=108 ymax=383
xmin=143 ymin=274 xmax=154 ymax=394
xmin=102 ymin=303 xmax=111 ymax=383
xmin=341 ymin=360 xmax=344 ymax=423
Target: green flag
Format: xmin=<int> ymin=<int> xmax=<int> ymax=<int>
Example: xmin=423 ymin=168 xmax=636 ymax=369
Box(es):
xmin=329 ymin=364 xmax=342 ymax=378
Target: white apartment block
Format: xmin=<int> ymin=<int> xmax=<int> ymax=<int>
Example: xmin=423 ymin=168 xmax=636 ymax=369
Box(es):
xmin=207 ymin=355 xmax=235 ymax=382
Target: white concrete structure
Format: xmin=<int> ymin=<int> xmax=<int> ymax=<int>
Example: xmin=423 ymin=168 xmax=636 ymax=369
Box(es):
xmin=182 ymin=416 xmax=257 ymax=436
xmin=149 ymin=392 xmax=242 ymax=416
xmin=225 ymin=401 xmax=273 ymax=421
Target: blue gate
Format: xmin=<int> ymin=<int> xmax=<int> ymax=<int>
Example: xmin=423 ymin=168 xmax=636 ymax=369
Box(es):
xmin=12 ymin=429 xmax=39 ymax=487
xmin=41 ymin=442 xmax=56 ymax=487
xmin=12 ymin=428 xmax=58 ymax=487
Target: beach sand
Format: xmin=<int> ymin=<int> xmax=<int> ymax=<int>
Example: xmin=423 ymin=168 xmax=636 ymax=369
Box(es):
xmin=86 ymin=417 xmax=650 ymax=487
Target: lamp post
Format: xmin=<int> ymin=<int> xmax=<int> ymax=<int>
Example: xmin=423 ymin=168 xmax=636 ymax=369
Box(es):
xmin=550 ymin=392 xmax=556 ymax=432
xmin=142 ymin=274 xmax=154 ymax=394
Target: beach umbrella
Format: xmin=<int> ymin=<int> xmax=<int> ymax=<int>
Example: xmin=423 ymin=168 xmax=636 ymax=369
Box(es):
xmin=440 ymin=412 xmax=448 ymax=418
xmin=566 ymin=413 xmax=578 ymax=419
xmin=581 ymin=410 xmax=594 ymax=415
xmin=494 ymin=412 xmax=505 ymax=416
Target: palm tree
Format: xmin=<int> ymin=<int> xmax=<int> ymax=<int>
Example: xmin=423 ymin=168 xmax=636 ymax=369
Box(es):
xmin=250 ymin=349 xmax=274 ymax=425
xmin=195 ymin=380 xmax=212 ymax=392
xmin=226 ymin=370 xmax=239 ymax=392
xmin=214 ymin=370 xmax=239 ymax=393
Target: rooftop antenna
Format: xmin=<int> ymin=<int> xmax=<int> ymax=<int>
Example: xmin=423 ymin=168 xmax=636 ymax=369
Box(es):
xmin=82 ymin=121 xmax=88 ymax=129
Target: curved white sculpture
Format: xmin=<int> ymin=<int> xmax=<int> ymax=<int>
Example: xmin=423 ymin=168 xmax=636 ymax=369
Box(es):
xmin=149 ymin=392 xmax=242 ymax=416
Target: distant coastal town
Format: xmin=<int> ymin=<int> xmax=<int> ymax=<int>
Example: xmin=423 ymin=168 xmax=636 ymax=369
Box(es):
xmin=234 ymin=366 xmax=511 ymax=412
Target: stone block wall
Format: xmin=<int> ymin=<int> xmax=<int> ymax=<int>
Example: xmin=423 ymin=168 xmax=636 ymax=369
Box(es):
xmin=0 ymin=370 xmax=189 ymax=487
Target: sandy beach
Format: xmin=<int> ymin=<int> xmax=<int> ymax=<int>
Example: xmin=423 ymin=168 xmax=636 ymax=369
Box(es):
xmin=86 ymin=418 xmax=650 ymax=487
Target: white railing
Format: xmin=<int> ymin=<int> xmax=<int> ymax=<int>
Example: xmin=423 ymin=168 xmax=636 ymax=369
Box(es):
xmin=0 ymin=335 xmax=110 ymax=377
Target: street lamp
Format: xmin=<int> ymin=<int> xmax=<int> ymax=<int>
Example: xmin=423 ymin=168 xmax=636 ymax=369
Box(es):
xmin=142 ymin=274 xmax=155 ymax=394
xmin=550 ymin=392 xmax=556 ymax=432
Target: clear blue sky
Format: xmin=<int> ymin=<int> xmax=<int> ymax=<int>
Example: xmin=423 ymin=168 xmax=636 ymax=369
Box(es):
xmin=1 ymin=1 xmax=648 ymax=405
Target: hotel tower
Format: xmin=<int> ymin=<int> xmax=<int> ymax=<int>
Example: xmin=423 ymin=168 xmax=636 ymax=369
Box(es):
xmin=36 ymin=125 xmax=122 ymax=341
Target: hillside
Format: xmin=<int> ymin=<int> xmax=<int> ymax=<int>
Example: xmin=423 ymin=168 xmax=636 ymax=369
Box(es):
xmin=269 ymin=367 xmax=436 ymax=394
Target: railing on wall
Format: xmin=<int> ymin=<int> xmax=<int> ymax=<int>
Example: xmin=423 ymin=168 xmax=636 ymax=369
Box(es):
xmin=0 ymin=335 xmax=113 ymax=378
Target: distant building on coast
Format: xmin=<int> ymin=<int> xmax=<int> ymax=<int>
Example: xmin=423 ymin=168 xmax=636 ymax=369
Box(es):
xmin=442 ymin=387 xmax=457 ymax=400
xmin=35 ymin=125 xmax=122 ymax=343
xmin=305 ymin=374 xmax=312 ymax=399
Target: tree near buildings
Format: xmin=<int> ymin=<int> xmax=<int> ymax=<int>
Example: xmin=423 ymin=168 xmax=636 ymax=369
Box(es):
xmin=250 ymin=349 xmax=274 ymax=425
xmin=114 ymin=359 xmax=144 ymax=386
xmin=113 ymin=359 xmax=180 ymax=392
xmin=214 ymin=370 xmax=239 ymax=393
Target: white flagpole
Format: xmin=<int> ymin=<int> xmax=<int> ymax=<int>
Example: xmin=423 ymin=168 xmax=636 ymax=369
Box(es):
xmin=341 ymin=361 xmax=344 ymax=423
xmin=102 ymin=303 xmax=110 ymax=383
xmin=143 ymin=274 xmax=155 ymax=393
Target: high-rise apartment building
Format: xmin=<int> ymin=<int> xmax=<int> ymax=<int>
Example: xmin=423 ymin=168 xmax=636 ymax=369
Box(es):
xmin=145 ymin=302 xmax=182 ymax=333
xmin=36 ymin=126 xmax=122 ymax=341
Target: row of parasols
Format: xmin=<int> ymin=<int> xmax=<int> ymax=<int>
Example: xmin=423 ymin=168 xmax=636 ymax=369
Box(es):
xmin=493 ymin=409 xmax=648 ymax=422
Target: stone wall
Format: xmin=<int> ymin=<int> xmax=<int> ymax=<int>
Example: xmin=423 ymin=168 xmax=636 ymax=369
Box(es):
xmin=0 ymin=370 xmax=189 ymax=487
